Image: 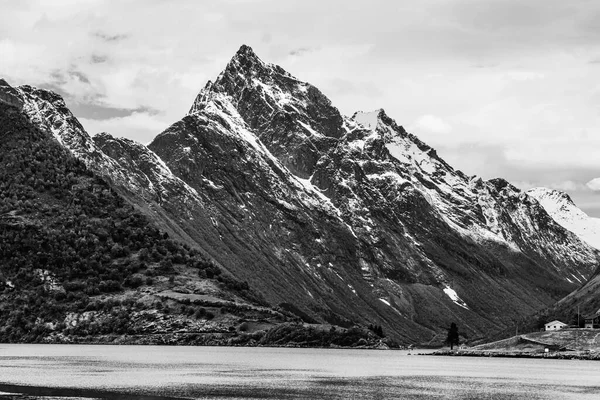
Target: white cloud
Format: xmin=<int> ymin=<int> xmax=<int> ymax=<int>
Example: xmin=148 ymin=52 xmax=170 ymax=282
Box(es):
xmin=586 ymin=178 xmax=600 ymax=192
xmin=547 ymin=181 xmax=588 ymax=192
xmin=81 ymin=112 xmax=170 ymax=144
xmin=503 ymin=139 xmax=600 ymax=169
xmin=504 ymin=71 xmax=546 ymax=81
xmin=411 ymin=114 xmax=453 ymax=135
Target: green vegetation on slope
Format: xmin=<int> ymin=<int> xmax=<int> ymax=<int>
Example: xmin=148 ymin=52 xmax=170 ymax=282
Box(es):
xmin=0 ymin=103 xmax=258 ymax=342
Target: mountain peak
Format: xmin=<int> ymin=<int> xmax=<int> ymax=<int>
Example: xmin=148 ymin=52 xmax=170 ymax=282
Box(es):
xmin=222 ymin=44 xmax=268 ymax=79
xmin=234 ymin=44 xmax=259 ymax=60
xmin=352 ymin=109 xmax=385 ymax=130
xmin=188 ymin=45 xmax=273 ymax=114
xmin=188 ymin=44 xmax=344 ymax=137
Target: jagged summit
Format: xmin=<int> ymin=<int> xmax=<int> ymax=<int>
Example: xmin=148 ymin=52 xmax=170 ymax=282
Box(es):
xmin=213 ymin=44 xmax=274 ymax=88
xmin=190 ymin=44 xmax=297 ymax=109
xmin=221 ymin=44 xmax=300 ymax=84
xmin=186 ymin=45 xmax=345 ymax=178
xmin=189 ymin=44 xmax=272 ymax=112
xmin=235 ymin=44 xmax=258 ymax=57
xmin=229 ymin=44 xmax=265 ymax=68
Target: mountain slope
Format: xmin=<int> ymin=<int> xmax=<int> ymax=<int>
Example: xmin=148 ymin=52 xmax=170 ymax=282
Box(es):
xmin=10 ymin=82 xmax=215 ymax=253
xmin=4 ymin=45 xmax=600 ymax=344
xmin=0 ymin=98 xmax=258 ymax=342
xmin=528 ymin=187 xmax=600 ymax=253
xmin=523 ymin=189 xmax=600 ymax=331
xmin=0 ymin=84 xmax=386 ymax=348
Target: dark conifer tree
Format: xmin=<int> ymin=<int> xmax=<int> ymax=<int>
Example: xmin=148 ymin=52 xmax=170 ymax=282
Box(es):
xmin=446 ymin=322 xmax=459 ymax=350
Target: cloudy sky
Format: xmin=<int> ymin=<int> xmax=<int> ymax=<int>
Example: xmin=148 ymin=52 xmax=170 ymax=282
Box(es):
xmin=2 ymin=0 xmax=600 ymax=215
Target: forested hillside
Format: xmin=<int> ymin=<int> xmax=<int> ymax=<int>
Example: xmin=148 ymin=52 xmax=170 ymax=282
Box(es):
xmin=0 ymin=102 xmax=255 ymax=342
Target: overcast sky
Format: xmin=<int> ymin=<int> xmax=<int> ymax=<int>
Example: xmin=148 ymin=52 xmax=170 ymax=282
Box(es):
xmin=2 ymin=0 xmax=600 ymax=215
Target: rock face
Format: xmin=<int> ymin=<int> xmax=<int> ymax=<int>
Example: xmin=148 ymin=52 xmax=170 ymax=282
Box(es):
xmin=5 ymin=47 xmax=600 ymax=343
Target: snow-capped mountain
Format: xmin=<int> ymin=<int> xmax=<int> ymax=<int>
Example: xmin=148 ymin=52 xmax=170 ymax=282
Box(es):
xmin=148 ymin=46 xmax=600 ymax=339
xmin=2 ymin=45 xmax=600 ymax=343
xmin=528 ymin=187 xmax=600 ymax=252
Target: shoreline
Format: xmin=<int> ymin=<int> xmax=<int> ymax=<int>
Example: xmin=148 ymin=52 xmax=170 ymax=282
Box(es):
xmin=0 ymin=340 xmax=401 ymax=351
xmin=430 ymin=349 xmax=600 ymax=360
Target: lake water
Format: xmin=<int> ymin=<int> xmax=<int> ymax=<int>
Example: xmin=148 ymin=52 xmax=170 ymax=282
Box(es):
xmin=0 ymin=344 xmax=599 ymax=399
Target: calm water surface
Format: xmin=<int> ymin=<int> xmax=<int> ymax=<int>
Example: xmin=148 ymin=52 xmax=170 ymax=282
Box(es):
xmin=0 ymin=344 xmax=599 ymax=399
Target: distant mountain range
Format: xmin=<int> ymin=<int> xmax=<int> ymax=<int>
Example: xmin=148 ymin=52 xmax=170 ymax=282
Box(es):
xmin=1 ymin=45 xmax=599 ymax=344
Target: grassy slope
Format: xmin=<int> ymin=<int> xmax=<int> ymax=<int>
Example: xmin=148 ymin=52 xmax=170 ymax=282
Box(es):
xmin=472 ymin=329 xmax=600 ymax=353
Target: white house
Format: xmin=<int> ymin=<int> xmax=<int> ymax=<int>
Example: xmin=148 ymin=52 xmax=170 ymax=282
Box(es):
xmin=583 ymin=312 xmax=599 ymax=329
xmin=544 ymin=320 xmax=567 ymax=331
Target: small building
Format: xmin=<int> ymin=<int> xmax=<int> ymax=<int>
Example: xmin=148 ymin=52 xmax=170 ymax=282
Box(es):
xmin=544 ymin=320 xmax=567 ymax=331
xmin=583 ymin=314 xmax=599 ymax=329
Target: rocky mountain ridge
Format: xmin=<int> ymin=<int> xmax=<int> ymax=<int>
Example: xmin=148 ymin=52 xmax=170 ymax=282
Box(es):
xmin=15 ymin=84 xmax=201 ymax=207
xmin=2 ymin=45 xmax=599 ymax=343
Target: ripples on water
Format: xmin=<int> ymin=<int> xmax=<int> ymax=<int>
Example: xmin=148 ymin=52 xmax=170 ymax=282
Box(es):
xmin=0 ymin=345 xmax=599 ymax=399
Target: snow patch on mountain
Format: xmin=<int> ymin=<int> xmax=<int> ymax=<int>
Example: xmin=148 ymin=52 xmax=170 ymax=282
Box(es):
xmin=443 ymin=286 xmax=470 ymax=310
xmin=379 ymin=298 xmax=392 ymax=307
xmin=527 ymin=187 xmax=600 ymax=250
xmin=353 ymin=110 xmax=382 ymax=130
xmin=297 ymin=120 xmax=321 ymax=137
xmin=386 ymin=139 xmax=437 ymax=174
